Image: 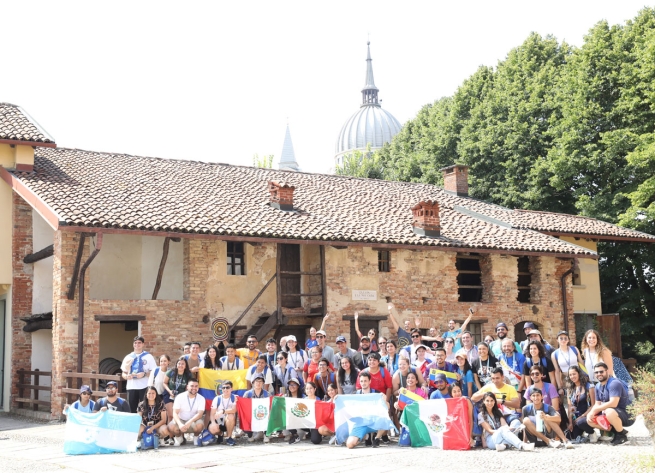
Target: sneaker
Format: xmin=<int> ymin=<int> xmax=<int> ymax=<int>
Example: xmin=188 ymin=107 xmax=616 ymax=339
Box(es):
xmin=329 ymin=435 xmax=337 ymax=445
xmin=234 ymin=428 xmax=244 ymax=438
xmin=263 ymin=435 xmax=270 ymax=444
xmin=548 ymin=440 xmax=561 ymax=449
xmin=564 ymin=441 xmax=574 ymax=449
xmin=521 ymin=442 xmax=535 ymax=451
xmin=512 ymin=424 xmax=526 ymax=434
xmin=174 ymin=435 xmax=184 ymax=447
xmin=381 ymin=435 xmax=390 ymax=444
xmin=136 ymin=440 xmax=142 ymax=449
xmin=289 ymin=434 xmax=300 ymax=445
xmin=372 ymin=437 xmax=380 ymax=448
xmin=247 ymin=434 xmax=256 ymax=443
xmin=495 ymin=444 xmax=507 ymax=451
xmin=365 ymin=434 xmax=372 ymax=447
xmin=226 ymin=438 xmax=236 ymax=446
xmin=611 ymin=431 xmax=629 ymax=446
xmin=589 ymin=431 xmax=599 ymax=444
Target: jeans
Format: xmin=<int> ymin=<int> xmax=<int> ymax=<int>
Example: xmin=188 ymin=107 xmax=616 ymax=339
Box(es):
xmin=485 ymin=420 xmax=523 ymax=450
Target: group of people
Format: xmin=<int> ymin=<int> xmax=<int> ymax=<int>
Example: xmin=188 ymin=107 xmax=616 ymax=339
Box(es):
xmin=63 ymin=305 xmax=635 ymax=451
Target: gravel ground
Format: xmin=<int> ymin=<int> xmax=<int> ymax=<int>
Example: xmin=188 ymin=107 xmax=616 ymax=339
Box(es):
xmin=0 ymin=413 xmax=653 ymax=473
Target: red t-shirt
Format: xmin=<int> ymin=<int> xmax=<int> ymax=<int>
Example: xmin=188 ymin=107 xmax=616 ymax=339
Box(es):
xmin=304 ymin=360 xmax=334 ymax=381
xmin=355 ymin=368 xmax=392 ymax=394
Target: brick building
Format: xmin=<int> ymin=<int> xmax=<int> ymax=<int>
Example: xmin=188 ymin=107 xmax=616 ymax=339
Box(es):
xmin=2 ymin=104 xmax=654 ymax=418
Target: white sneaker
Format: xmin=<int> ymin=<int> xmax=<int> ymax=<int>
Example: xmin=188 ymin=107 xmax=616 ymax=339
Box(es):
xmin=174 ymin=435 xmax=183 ymax=447
xmin=521 ymin=442 xmax=535 ymax=451
xmin=548 ymin=440 xmax=561 ymax=448
xmin=234 ymin=427 xmax=244 ymax=438
xmin=564 ymin=441 xmax=574 ymax=449
xmin=495 ymin=444 xmax=507 ymax=451
xmin=263 ymin=435 xmax=270 ymax=444
xmin=329 ymin=435 xmax=337 ymax=445
xmin=589 ymin=432 xmax=599 ymax=443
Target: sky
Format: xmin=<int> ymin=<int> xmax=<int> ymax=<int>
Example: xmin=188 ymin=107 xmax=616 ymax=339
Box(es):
xmin=1 ymin=1 xmax=650 ymax=174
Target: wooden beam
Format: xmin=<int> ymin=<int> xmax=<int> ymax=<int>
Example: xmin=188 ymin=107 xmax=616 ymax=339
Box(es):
xmin=94 ymin=315 xmax=147 ymax=322
xmin=67 ymin=233 xmax=87 ymax=300
xmin=276 ymin=244 xmax=282 ymax=324
xmin=152 ymin=237 xmax=171 ymax=299
xmin=22 ymin=320 xmax=53 ymax=332
xmin=23 ymin=244 xmax=54 ymax=263
xmin=320 ymin=245 xmax=327 ymax=316
xmin=342 ymin=315 xmax=388 ymax=321
xmin=229 ymin=273 xmax=277 ymax=331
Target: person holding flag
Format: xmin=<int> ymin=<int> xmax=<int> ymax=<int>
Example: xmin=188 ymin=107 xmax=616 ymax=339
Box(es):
xmin=394 ymin=371 xmax=426 ymax=414
xmin=240 ymin=373 xmax=271 ymax=443
xmin=429 ymin=373 xmax=452 ymax=399
xmin=346 ymin=372 xmax=390 ymax=448
xmin=208 ymin=381 xmax=237 ymax=446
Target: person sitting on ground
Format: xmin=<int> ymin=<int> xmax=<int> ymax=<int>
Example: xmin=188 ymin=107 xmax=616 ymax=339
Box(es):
xmin=478 ymin=392 xmax=534 ymax=452
xmin=64 ymin=385 xmax=96 ymax=414
xmin=524 ymin=365 xmax=559 ymax=411
xmin=337 ymin=356 xmax=359 ymax=395
xmin=314 ymin=357 xmax=336 ymax=400
xmin=354 ymin=312 xmax=379 ymax=352
xmin=326 ymin=383 xmax=338 ymax=403
xmin=454 ymin=349 xmax=475 ymax=397
xmin=137 ymin=386 xmax=169 ymax=448
xmin=208 ymin=381 xmax=237 ymax=446
xmin=565 ymin=365 xmax=597 ymax=443
xmin=471 ymin=367 xmax=520 ymax=424
xmin=168 ymin=379 xmax=205 ymax=446
xmin=581 ymin=329 xmax=614 ymax=382
xmin=472 ymin=342 xmax=498 ymax=390
xmin=346 ymin=372 xmax=388 ymax=449
xmin=94 ymin=380 xmax=131 ymax=413
xmin=219 ymin=343 xmax=243 ymax=370
xmin=450 ymin=383 xmax=476 ymax=448
xmin=246 ymin=354 xmax=273 ymax=391
xmin=163 ymin=358 xmax=193 ymax=423
xmin=148 ymin=354 xmax=170 ymax=396
xmin=243 ymin=373 xmax=271 ymax=443
xmin=274 ymin=351 xmax=299 ymax=395
xmin=583 ymin=362 xmax=634 ymax=446
xmin=429 ymin=373 xmax=452 ymax=399
xmin=521 ymin=387 xmax=572 ymax=448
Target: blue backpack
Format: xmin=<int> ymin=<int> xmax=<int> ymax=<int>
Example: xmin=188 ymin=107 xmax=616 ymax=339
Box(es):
xmin=130 ymin=352 xmax=150 ymax=374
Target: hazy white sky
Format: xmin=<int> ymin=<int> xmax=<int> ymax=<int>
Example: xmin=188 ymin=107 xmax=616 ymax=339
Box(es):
xmin=1 ymin=1 xmax=649 ymax=173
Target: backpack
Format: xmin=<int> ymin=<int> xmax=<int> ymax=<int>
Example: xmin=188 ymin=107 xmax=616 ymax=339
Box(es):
xmin=100 ymin=397 xmax=125 ymax=409
xmin=249 ymin=365 xmax=269 ymax=380
xmin=130 ymin=352 xmax=150 ymax=374
xmin=361 ymin=367 xmax=386 ymax=379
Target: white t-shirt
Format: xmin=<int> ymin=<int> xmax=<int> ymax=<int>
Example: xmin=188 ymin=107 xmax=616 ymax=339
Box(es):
xmin=173 ymin=392 xmax=206 ymax=422
xmin=122 ymin=352 xmax=157 ymax=390
xmin=211 ymin=394 xmax=237 ymax=413
xmin=246 ymin=366 xmax=273 ymax=385
xmin=147 ymin=366 xmax=169 ymax=395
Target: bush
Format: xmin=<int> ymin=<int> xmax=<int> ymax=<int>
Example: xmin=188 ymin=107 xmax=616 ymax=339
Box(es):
xmin=629 ymin=369 xmax=655 ymax=434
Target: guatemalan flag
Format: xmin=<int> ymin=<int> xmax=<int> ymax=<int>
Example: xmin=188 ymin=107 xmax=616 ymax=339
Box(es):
xmin=400 ymin=397 xmax=470 ymax=450
xmin=198 ymin=368 xmax=248 ymax=410
xmin=266 ymin=397 xmax=334 ymax=435
xmin=334 ymin=393 xmax=395 ymax=444
xmin=64 ymin=408 xmax=141 ymax=455
xmin=236 ymin=397 xmax=273 ymax=432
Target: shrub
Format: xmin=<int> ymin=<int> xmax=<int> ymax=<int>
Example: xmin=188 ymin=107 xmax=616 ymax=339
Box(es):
xmin=629 ymin=369 xmax=655 ymax=436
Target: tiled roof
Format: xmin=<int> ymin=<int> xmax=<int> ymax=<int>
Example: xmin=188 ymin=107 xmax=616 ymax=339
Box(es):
xmin=0 ymin=103 xmax=55 ymax=144
xmin=9 ymin=147 xmax=604 ymax=257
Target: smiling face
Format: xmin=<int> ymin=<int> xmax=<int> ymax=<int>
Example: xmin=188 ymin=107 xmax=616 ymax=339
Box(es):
xmin=586 ymin=332 xmax=598 ymax=348
xmin=340 ymin=358 xmax=351 ymax=371
xmin=305 ymin=384 xmax=316 ymax=397
xmin=207 ymin=347 xmax=217 ymax=359
xmin=327 ymin=385 xmax=336 ymax=398
xmin=529 ymin=344 xmax=539 ymax=358
xmin=456 ymin=355 xmax=466 ymax=367
xmin=191 ymin=343 xmax=200 ymax=355
xmin=568 ymin=367 xmax=579 ymax=384
xmin=266 ymin=342 xmax=276 ymax=353
xmin=246 ymin=338 xmax=258 ymax=350
xmin=319 ymin=360 xmax=329 ymax=373
xmin=386 ymin=342 xmax=396 ymax=355
xmin=461 ymin=332 xmax=472 ymax=348
xmin=406 ymin=372 xmax=418 ymax=387
xmin=496 ymin=326 xmax=508 ymax=339
xmin=176 ymin=359 xmax=186 ymax=372
xmin=501 ymin=339 xmax=514 ymax=356
xmin=450 ymin=384 xmax=462 ymax=398
xmin=146 ymin=388 xmax=157 ymax=400
xmin=359 ymin=376 xmax=370 ymax=390
xmin=558 ymin=334 xmax=569 ymax=347
xmin=448 ymin=320 xmax=456 ymax=330
xmin=159 ymin=355 xmax=169 ymax=371
xmin=288 ymin=382 xmax=299 ymax=393
xmin=478 ymin=344 xmax=489 ymax=358
xmin=483 ymin=395 xmax=496 ymax=411
xmin=399 ymin=357 xmax=409 ymax=372
xmin=310 ymin=327 xmax=317 ymax=337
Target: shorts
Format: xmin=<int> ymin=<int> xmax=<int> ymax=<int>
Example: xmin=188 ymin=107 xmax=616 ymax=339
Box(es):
xmin=610 ymin=407 xmax=635 ymax=427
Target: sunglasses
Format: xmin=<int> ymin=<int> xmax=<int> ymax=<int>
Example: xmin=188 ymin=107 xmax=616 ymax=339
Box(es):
xmin=444 ymin=340 xmax=454 ymax=343
xmin=594 ymin=371 xmax=606 ymax=375
xmin=222 ymin=386 xmax=232 ymax=390
xmin=277 ymin=357 xmax=284 ymax=360
xmin=81 ymin=392 xmax=91 ymax=396
xmin=317 ymin=335 xmax=326 ymax=339
xmin=411 ymin=335 xmax=420 ymax=339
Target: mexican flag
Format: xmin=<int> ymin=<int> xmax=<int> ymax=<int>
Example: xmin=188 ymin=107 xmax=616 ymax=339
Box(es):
xmin=400 ymin=397 xmax=470 ymax=450
xmin=266 ymin=397 xmax=334 ymax=436
xmin=236 ymin=397 xmax=273 ymax=432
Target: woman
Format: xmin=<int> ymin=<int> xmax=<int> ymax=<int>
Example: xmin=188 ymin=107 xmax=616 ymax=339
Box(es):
xmin=444 ymin=337 xmax=456 ymax=363
xmin=337 ymin=357 xmax=359 ymax=394
xmin=413 ymin=345 xmax=432 ymax=379
xmin=137 ymin=386 xmax=169 ymax=447
xmin=274 ymin=351 xmax=299 ymax=394
xmin=393 ymin=371 xmax=427 ymax=412
xmin=581 ymin=329 xmax=614 ymax=382
xmin=478 ymin=392 xmax=534 ymax=451
xmin=286 ymin=335 xmax=308 ymax=376
xmin=200 ymin=346 xmax=220 ymax=370
xmin=393 ymin=357 xmax=427 ymax=396
xmin=551 ymin=330 xmax=584 ymax=398
xmin=378 ymin=337 xmax=388 ymax=358
xmin=472 ymin=342 xmax=498 ymax=390
xmin=354 ymin=312 xmax=379 ymax=352
xmin=382 ymin=340 xmax=400 ymax=375
xmin=63 ymin=385 xmax=95 ymax=414
xmin=454 ymin=350 xmax=474 ymax=397
xmin=522 ymin=341 xmax=556 ymax=387
xmin=566 ymin=365 xmax=597 ymax=442
xmin=304 ymin=346 xmax=324 ymax=383
xmin=148 ymin=354 xmax=170 ymax=396
xmin=163 ymin=358 xmax=192 ymax=423
xmin=523 ymin=365 xmax=559 ymax=410
xmin=282 ymin=378 xmax=305 ymax=443
xmin=301 ymin=382 xmax=334 ymax=444
xmin=306 ymin=327 xmax=318 ymax=351
xmin=450 ymin=383 xmax=476 ymax=448
xmin=326 ymin=383 xmax=338 ymax=403
xmin=484 ymin=335 xmax=494 ymax=345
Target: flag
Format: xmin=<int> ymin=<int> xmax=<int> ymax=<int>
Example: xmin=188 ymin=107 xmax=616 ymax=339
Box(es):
xmin=429 ymin=369 xmax=458 ymax=387
xmin=578 ymin=363 xmax=588 ymax=374
xmin=334 ymin=393 xmax=395 ymax=444
xmin=397 ymin=388 xmax=425 ymax=410
xmin=198 ymin=368 xmax=248 ymax=410
xmin=266 ymin=397 xmax=334 ymax=435
xmin=236 ymin=397 xmax=273 ymax=432
xmin=499 ymin=359 xmax=522 ymax=385
xmin=63 ymin=408 xmax=141 ymax=455
xmin=400 ymin=398 xmax=470 ymax=450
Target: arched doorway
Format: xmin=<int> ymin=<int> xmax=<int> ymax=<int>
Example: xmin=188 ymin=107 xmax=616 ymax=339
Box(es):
xmin=514 ymin=321 xmax=540 ymax=345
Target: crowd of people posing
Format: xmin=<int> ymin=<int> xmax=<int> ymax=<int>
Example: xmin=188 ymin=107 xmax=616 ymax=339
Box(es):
xmin=64 ymin=304 xmax=636 ymax=451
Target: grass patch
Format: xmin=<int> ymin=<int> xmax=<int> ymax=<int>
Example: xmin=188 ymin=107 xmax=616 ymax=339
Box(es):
xmin=631 ymin=453 xmax=655 ymax=473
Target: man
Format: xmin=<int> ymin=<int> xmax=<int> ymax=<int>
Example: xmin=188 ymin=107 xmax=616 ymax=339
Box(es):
xmin=400 ymin=329 xmax=430 ymax=364
xmin=584 ymin=362 xmax=634 ymax=446
xmin=93 ymin=381 xmax=131 ymax=413
xmin=386 ymin=303 xmax=412 ymax=348
xmin=333 ymin=335 xmax=357 ymax=365
xmin=264 ymin=338 xmax=277 ymax=372
xmin=353 ymin=336 xmax=373 ymax=370
xmin=519 ymin=322 xmax=536 ymax=352
xmin=346 ymin=372 xmax=388 ymax=449
xmin=183 ymin=342 xmax=191 ymax=356
xmin=237 ymin=336 xmax=261 ymax=369
xmin=442 ymin=309 xmax=474 ymax=352
xmin=316 ymin=330 xmax=335 ymax=366
xmin=208 ymin=380 xmax=237 ymax=446
xmin=424 ymin=348 xmax=457 ymax=376
xmin=355 ymin=352 xmax=392 ymax=402
xmin=121 ymin=336 xmax=156 ymax=413
xmin=489 ymin=323 xmax=521 ymax=358
xmin=168 ymin=379 xmax=205 ymax=446
xmin=460 ymin=331 xmax=479 ymax=366
xmin=526 ymin=329 xmax=555 ymax=357
xmin=472 ymin=367 xmax=521 ymax=423
xmin=243 ymin=373 xmax=270 ymax=443
xmin=424 ymin=327 xmax=443 ymax=351
xmin=429 ymin=373 xmax=451 ymax=399
xmin=498 ymin=338 xmax=525 ymax=391
xmin=246 ymin=354 xmax=273 ymax=391
xmin=314 ymin=357 xmax=337 ymax=400
xmin=521 ymin=388 xmax=571 ymax=448
xmin=185 ymin=341 xmax=202 ymax=376
xmin=219 ymin=343 xmax=243 ymax=370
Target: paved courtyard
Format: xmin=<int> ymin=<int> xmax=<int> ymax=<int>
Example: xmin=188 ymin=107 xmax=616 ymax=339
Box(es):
xmin=0 ymin=413 xmax=653 ymax=473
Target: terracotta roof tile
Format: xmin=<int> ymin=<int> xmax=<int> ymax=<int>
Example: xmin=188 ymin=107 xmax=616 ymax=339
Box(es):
xmin=0 ymin=103 xmax=55 ymax=144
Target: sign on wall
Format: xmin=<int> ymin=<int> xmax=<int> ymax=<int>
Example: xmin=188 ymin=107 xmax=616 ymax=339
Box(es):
xmin=352 ymin=290 xmax=377 ymax=301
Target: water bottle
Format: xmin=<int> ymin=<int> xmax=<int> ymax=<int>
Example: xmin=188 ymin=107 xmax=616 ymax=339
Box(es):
xmin=535 ymin=410 xmax=544 ymax=433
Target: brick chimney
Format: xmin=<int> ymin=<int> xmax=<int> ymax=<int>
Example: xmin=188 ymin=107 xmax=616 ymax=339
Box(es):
xmin=440 ymin=164 xmax=469 ymax=197
xmin=412 ymin=200 xmax=441 ymax=237
xmin=268 ymin=181 xmax=295 ymax=211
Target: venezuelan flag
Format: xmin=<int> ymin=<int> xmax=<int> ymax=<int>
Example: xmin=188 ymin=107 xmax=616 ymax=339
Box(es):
xmin=429 ymin=369 xmax=459 ymax=387
xmin=397 ymin=387 xmax=425 ymax=410
xmin=198 ymin=368 xmax=248 ymax=408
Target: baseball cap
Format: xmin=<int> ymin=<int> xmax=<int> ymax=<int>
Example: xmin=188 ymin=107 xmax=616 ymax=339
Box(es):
xmin=336 ymin=335 xmax=347 ymax=343
xmin=106 ymin=381 xmax=118 ymax=388
xmin=557 ymin=330 xmax=569 ymax=337
xmin=287 ymin=377 xmax=301 ymax=386
xmin=528 ymin=329 xmax=543 ymax=339
xmin=523 ymin=322 xmax=536 ymax=330
xmin=496 ymin=322 xmax=508 ymax=329
xmin=360 ymin=336 xmax=370 ymax=342
xmin=317 ymin=330 xmax=327 ymax=336
xmin=286 ymin=335 xmax=297 ymax=342
xmin=455 ymin=349 xmax=468 ymax=359
xmin=80 ymin=385 xmax=92 ymax=395
xmin=415 ymin=344 xmax=428 ymax=351
xmin=252 ymin=373 xmax=265 ymax=382
xmin=434 ymin=373 xmax=447 ymax=383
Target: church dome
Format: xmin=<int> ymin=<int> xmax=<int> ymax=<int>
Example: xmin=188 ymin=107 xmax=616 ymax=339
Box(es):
xmin=334 ymin=42 xmax=402 ymax=166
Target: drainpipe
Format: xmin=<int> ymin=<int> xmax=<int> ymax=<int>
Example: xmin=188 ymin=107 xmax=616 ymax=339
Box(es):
xmin=560 ymin=259 xmax=578 ymax=334
xmin=77 ymin=233 xmax=103 ymax=374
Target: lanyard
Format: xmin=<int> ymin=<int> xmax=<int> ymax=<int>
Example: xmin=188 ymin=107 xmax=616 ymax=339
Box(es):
xmin=220 ymin=396 xmax=230 ymax=411
xmin=174 ymin=374 xmax=183 ymax=392
xmin=147 ymin=403 xmax=156 ymax=421
xmin=227 ymin=359 xmax=235 ymax=370
xmin=290 ymin=351 xmax=301 ymax=370
xmin=319 ymin=373 xmax=330 ymax=395
xmin=187 ymin=395 xmax=197 ymax=412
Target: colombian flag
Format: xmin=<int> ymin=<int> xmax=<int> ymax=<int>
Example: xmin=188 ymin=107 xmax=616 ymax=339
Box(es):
xmin=429 ymin=369 xmax=458 ymax=388
xmin=397 ymin=388 xmax=425 ymax=410
xmin=198 ymin=368 xmax=248 ymax=410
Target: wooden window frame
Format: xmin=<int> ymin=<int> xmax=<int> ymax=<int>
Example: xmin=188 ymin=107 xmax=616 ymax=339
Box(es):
xmin=378 ymin=250 xmax=391 ymax=272
xmin=227 ymin=242 xmax=246 ymax=276
xmin=456 ymin=254 xmax=482 ymax=302
xmin=517 ymin=256 xmax=531 ymax=303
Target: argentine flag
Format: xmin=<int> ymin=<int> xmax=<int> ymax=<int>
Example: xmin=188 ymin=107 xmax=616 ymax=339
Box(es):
xmin=64 ymin=408 xmax=141 ymax=455
xmin=334 ymin=393 xmax=395 ymax=444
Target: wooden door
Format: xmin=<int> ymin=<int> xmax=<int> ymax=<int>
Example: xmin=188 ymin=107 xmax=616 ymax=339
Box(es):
xmin=350 ymin=319 xmax=379 ymax=351
xmin=279 ymin=244 xmax=301 ymax=308
xmin=596 ymin=313 xmax=622 ymax=359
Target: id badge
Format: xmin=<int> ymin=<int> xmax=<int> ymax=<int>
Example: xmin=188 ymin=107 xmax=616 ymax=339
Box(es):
xmin=147 ymin=421 xmax=154 ymax=427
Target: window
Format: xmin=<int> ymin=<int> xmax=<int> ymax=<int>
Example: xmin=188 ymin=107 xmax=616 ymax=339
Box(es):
xmin=517 ymin=256 xmax=531 ymax=303
xmin=468 ymin=322 xmax=483 ymax=345
xmin=378 ymin=250 xmax=390 ymax=272
xmin=227 ymin=242 xmax=245 ymax=275
xmin=456 ymin=254 xmax=482 ymax=302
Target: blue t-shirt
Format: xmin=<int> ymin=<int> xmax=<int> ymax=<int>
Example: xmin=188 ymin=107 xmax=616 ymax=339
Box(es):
xmin=595 ymin=377 xmax=630 ymax=410
xmin=522 ymin=402 xmax=557 ymax=419
xmin=457 ymin=369 xmax=475 ymax=397
xmin=243 ymin=389 xmax=270 ymax=399
xmin=430 ymin=390 xmax=452 ymax=400
xmin=305 ymin=338 xmax=318 ymax=351
xmin=442 ymin=329 xmax=462 ymax=351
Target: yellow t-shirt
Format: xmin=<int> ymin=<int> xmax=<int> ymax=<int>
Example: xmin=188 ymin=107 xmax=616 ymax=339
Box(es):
xmin=478 ymin=383 xmax=519 ymax=411
xmin=236 ymin=348 xmax=260 ymax=369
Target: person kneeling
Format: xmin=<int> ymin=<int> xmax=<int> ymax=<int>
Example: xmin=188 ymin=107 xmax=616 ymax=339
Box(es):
xmin=346 ymin=372 xmax=388 ymax=449
xmin=208 ymin=381 xmax=237 ymax=446
xmin=167 ymin=379 xmax=205 ymax=446
xmin=522 ymin=388 xmax=572 ymax=448
xmin=137 ymin=386 xmax=169 ymax=449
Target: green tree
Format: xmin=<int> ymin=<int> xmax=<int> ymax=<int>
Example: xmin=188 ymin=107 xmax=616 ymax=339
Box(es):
xmin=253 ymin=154 xmax=274 ymax=168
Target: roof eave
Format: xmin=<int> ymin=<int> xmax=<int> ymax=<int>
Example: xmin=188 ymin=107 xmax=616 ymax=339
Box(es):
xmin=541 ymin=231 xmax=655 ymax=244
xmin=0 ymin=168 xmax=62 ymax=230
xmin=0 ymin=139 xmax=56 ymax=148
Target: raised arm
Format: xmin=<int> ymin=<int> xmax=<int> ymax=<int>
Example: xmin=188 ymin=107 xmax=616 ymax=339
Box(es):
xmin=458 ymin=309 xmax=474 ymax=337
xmin=387 ymin=304 xmax=400 ymax=334
xmin=319 ymin=313 xmax=330 ymax=333
xmin=354 ymin=312 xmax=363 ymax=339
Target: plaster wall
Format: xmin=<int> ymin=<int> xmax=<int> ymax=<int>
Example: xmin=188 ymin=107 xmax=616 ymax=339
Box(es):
xmin=31 ymin=329 xmax=52 ymax=402
xmin=140 ymin=237 xmax=183 ymax=300
xmin=99 ymin=322 xmax=137 ymax=362
xmin=561 ymin=237 xmax=603 ymax=315
xmin=0 ymin=183 xmax=11 ymax=285
xmin=32 ymin=212 xmax=54 ymax=313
